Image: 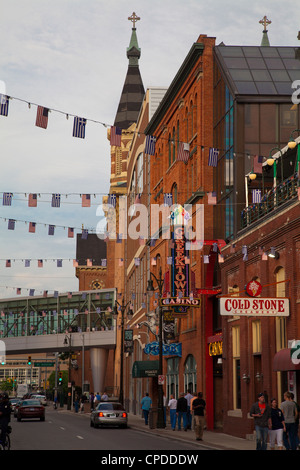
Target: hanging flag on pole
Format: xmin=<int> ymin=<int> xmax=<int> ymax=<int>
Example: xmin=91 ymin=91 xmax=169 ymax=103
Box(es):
xmin=208 ymin=148 xmax=219 ymax=167
xmin=8 ymin=219 xmax=15 ymax=230
xmin=68 ymin=227 xmax=74 ymax=238
xmin=35 ymin=106 xmax=49 ymax=129
xmin=48 ymin=225 xmax=55 ymax=236
xmin=28 ymin=193 xmax=37 ymax=207
xmin=3 ymin=193 xmax=12 ymax=206
xmin=177 ymin=142 xmax=190 ymax=162
xmin=82 ymin=194 xmax=91 ymax=207
xmin=73 ymin=117 xmax=86 ymax=138
xmin=29 ymin=222 xmax=36 ymax=233
xmin=252 ymin=189 xmax=262 ymax=203
xmin=207 ymin=191 xmax=217 ymax=205
xmin=110 ymin=126 xmax=122 ymax=146
xmin=0 ymin=94 xmax=9 ymax=116
xmin=51 ymin=194 xmax=61 ymax=207
xmin=253 ymin=155 xmax=263 ymax=174
xmin=38 ymin=259 xmax=43 ymax=268
xmin=145 ymin=135 xmax=156 ymax=155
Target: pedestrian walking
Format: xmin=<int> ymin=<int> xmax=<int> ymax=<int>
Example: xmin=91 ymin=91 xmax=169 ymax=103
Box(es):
xmin=90 ymin=392 xmax=95 ymax=410
xmin=101 ymin=391 xmax=108 ymax=401
xmin=94 ymin=392 xmax=101 ymax=407
xmin=268 ymin=398 xmax=285 ymax=450
xmin=185 ymin=389 xmax=193 ymax=430
xmin=176 ymin=392 xmax=188 ymax=431
xmin=190 ymin=392 xmax=198 ymax=431
xmin=192 ymin=392 xmax=206 ymax=441
xmin=141 ymin=392 xmax=152 ymax=425
xmin=281 ymin=391 xmax=298 ymax=450
xmin=250 ymin=392 xmax=272 ymax=450
xmin=168 ymin=394 xmax=177 ymax=430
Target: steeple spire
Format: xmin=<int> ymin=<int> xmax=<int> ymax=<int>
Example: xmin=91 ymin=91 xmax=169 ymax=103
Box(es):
xmin=114 ymin=13 xmax=145 ymax=129
xmin=259 ymin=16 xmax=271 ymax=47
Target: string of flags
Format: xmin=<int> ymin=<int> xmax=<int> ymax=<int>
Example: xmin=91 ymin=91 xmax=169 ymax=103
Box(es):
xmin=0 ymin=94 xmax=289 ymax=163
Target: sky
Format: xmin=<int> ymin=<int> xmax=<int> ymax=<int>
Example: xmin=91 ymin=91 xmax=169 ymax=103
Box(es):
xmin=0 ymin=0 xmax=298 ymax=299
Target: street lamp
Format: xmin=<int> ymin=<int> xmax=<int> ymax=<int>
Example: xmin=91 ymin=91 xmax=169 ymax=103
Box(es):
xmin=113 ymin=297 xmax=133 ymax=405
xmin=147 ymin=266 xmax=165 ymax=429
xmin=63 ymin=333 xmax=72 ymax=410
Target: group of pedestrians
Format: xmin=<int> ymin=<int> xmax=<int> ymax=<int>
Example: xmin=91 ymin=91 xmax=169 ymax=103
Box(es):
xmin=250 ymin=391 xmax=300 ymax=450
xmin=141 ymin=390 xmax=206 ymax=441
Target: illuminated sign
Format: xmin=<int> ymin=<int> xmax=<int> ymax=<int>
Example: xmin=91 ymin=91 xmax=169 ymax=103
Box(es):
xmin=208 ymin=341 xmax=223 ymax=356
xmin=220 ymin=297 xmax=289 ymax=316
xmin=246 ymin=280 xmax=262 ymax=297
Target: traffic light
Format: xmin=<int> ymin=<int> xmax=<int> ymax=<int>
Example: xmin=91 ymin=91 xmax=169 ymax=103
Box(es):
xmin=27 ymin=356 xmax=31 ymax=365
xmin=58 ymin=372 xmax=63 ymax=385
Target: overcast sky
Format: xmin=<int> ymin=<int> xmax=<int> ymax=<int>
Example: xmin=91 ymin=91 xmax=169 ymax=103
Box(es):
xmin=0 ymin=0 xmax=298 ymax=299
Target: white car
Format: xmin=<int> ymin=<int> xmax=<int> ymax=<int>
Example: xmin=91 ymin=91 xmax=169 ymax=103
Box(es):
xmin=31 ymin=395 xmax=47 ymax=406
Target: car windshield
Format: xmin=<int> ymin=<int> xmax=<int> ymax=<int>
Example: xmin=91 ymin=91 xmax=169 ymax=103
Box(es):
xmin=97 ymin=403 xmax=124 ymax=411
xmin=22 ymin=400 xmax=41 ymax=406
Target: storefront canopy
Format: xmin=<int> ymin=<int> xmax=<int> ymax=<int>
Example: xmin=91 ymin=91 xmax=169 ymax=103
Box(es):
xmin=132 ymin=360 xmax=159 ymax=378
xmin=273 ymin=348 xmax=300 ymax=371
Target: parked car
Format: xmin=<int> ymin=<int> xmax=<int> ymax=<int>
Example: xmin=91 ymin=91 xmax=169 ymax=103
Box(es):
xmin=31 ymin=394 xmax=47 ymax=406
xmin=90 ymin=402 xmax=127 ymax=428
xmin=16 ymin=399 xmax=45 ymax=422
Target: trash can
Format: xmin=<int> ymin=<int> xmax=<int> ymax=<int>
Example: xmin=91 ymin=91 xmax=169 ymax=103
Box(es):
xmin=149 ymin=408 xmax=158 ymax=429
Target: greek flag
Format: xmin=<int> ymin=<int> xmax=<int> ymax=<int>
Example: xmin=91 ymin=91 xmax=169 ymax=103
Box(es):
xmin=164 ymin=193 xmax=173 ymax=206
xmin=145 ymin=135 xmax=156 ymax=155
xmin=108 ymin=194 xmax=116 ymax=207
xmin=52 ymin=193 xmax=61 ymax=207
xmin=208 ymin=148 xmax=219 ymax=167
xmin=252 ymin=189 xmax=261 ymax=203
xmin=3 ymin=192 xmax=12 ymax=206
xmin=0 ymin=94 xmax=9 ymax=116
xmin=73 ymin=117 xmax=86 ymax=138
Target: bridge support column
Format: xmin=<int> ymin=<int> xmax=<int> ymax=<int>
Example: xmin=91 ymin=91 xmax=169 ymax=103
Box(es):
xmin=90 ymin=348 xmax=108 ymax=394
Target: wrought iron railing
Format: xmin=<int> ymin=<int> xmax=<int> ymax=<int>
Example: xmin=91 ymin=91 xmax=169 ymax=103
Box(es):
xmin=241 ymin=174 xmax=299 ymax=229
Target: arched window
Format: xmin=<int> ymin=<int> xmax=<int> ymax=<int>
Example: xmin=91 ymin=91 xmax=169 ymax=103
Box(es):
xmin=184 ymin=354 xmax=197 ymax=393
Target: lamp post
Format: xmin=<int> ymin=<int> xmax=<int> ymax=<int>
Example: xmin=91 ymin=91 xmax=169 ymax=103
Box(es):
xmin=147 ymin=266 xmax=165 ymax=429
xmin=63 ymin=333 xmax=72 ymax=410
xmin=114 ymin=297 xmax=133 ymax=405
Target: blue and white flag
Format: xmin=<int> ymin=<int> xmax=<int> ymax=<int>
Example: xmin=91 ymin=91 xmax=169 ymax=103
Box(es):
xmin=164 ymin=193 xmax=173 ymax=206
xmin=0 ymin=94 xmax=9 ymax=116
xmin=108 ymin=194 xmax=116 ymax=208
xmin=48 ymin=225 xmax=55 ymax=236
xmin=52 ymin=193 xmax=61 ymax=207
xmin=3 ymin=192 xmax=12 ymax=206
xmin=145 ymin=135 xmax=156 ymax=155
xmin=252 ymin=189 xmax=261 ymax=204
xmin=73 ymin=117 xmax=86 ymax=138
xmin=208 ymin=147 xmax=219 ymax=167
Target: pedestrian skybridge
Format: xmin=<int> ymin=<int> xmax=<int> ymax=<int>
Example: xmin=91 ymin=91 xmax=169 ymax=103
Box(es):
xmin=0 ymin=289 xmax=117 ymax=354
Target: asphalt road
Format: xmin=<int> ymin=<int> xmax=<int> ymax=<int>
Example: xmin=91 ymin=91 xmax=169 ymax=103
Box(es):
xmin=8 ymin=407 xmax=205 ymax=451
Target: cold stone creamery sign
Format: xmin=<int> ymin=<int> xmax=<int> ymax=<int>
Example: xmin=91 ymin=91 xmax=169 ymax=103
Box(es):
xmin=220 ymin=297 xmax=289 ymax=317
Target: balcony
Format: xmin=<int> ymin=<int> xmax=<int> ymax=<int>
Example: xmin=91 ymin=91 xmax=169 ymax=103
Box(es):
xmin=241 ymin=173 xmax=299 ymax=229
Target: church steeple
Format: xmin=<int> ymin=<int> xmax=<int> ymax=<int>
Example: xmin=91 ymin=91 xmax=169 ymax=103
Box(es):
xmin=114 ymin=12 xmax=145 ymax=129
xmin=259 ymin=15 xmax=271 ymax=47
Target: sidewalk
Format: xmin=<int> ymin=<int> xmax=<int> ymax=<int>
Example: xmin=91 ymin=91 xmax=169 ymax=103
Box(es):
xmin=127 ymin=413 xmax=256 ymax=450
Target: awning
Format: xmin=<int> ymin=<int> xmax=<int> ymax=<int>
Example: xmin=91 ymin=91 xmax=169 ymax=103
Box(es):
xmin=273 ymin=348 xmax=300 ymax=371
xmin=132 ymin=360 xmax=159 ymax=378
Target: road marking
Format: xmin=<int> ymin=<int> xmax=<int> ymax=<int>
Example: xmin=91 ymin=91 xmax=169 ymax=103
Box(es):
xmin=77 ymin=435 xmax=84 ymax=440
xmin=60 ymin=427 xmax=65 ymax=430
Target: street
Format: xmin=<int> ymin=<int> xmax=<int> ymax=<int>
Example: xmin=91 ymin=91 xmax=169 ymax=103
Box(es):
xmin=8 ymin=407 xmax=207 ymax=451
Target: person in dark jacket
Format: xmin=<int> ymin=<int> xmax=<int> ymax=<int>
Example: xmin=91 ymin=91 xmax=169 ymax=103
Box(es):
xmin=176 ymin=392 xmax=188 ymax=431
xmin=250 ymin=392 xmax=272 ymax=450
xmin=268 ymin=398 xmax=285 ymax=450
xmin=0 ymin=393 xmax=12 ymax=445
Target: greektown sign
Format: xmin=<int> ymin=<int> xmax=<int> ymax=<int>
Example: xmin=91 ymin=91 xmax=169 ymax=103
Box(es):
xmin=220 ymin=297 xmax=290 ymax=317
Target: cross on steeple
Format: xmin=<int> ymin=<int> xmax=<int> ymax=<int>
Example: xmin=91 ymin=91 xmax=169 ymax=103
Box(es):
xmin=259 ymin=15 xmax=271 ymax=32
xmin=128 ymin=12 xmax=140 ymax=29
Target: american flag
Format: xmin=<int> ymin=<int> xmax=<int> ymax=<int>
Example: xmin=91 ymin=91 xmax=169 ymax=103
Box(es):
xmin=52 ymin=193 xmax=61 ymax=207
xmin=3 ymin=192 xmax=12 ymax=206
xmin=110 ymin=126 xmax=122 ymax=146
xmin=208 ymin=148 xmax=219 ymax=167
xmin=0 ymin=94 xmax=9 ymax=116
xmin=253 ymin=155 xmax=263 ymax=174
xmin=28 ymin=193 xmax=37 ymax=207
xmin=82 ymin=194 xmax=91 ymax=207
xmin=207 ymin=191 xmax=217 ymax=205
xmin=73 ymin=117 xmax=86 ymax=138
xmin=177 ymin=142 xmax=190 ymax=162
xmin=145 ymin=135 xmax=156 ymax=155
xmin=38 ymin=259 xmax=43 ymax=268
xmin=252 ymin=189 xmax=261 ymax=203
xmin=68 ymin=227 xmax=74 ymax=238
xmin=29 ymin=222 xmax=36 ymax=233
xmin=5 ymin=260 xmax=11 ymax=267
xmin=35 ymin=106 xmax=49 ymax=129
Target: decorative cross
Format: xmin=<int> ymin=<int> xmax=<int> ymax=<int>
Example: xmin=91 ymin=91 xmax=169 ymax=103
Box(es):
xmin=128 ymin=12 xmax=140 ymax=28
xmin=259 ymin=15 xmax=271 ymax=31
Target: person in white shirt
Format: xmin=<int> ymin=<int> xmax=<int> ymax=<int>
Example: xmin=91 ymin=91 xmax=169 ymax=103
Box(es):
xmin=168 ymin=394 xmax=177 ymax=430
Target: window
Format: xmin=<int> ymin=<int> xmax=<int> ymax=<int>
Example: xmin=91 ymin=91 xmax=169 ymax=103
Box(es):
xmin=252 ymin=321 xmax=262 ymax=354
xmin=275 ymin=267 xmax=286 ymax=351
